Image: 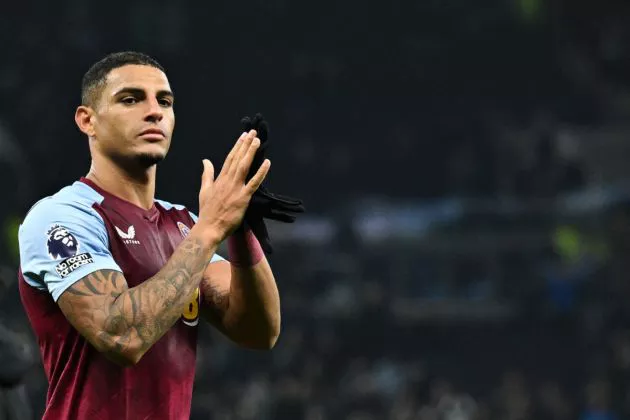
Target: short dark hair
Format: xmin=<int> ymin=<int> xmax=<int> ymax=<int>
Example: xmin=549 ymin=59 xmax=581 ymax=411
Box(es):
xmin=81 ymin=51 xmax=165 ymax=107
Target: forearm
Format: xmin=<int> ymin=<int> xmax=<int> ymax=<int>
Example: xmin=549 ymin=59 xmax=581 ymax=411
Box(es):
xmin=223 ymin=260 xmax=280 ymax=348
xmin=82 ymin=226 xmax=218 ymax=363
xmin=201 ymin=230 xmax=281 ymax=349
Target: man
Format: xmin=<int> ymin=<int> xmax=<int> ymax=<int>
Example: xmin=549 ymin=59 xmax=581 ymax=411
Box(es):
xmin=17 ymin=51 xmax=301 ymax=419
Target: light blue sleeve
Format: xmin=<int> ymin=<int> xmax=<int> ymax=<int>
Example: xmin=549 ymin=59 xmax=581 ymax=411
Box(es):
xmin=187 ymin=211 xmax=225 ymax=263
xmin=18 ymin=199 xmax=123 ymax=302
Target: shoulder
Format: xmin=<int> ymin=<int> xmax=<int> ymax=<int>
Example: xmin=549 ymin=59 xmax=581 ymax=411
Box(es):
xmin=18 ymin=182 xmax=123 ymax=297
xmin=19 ymin=181 xmax=109 ymax=245
xmin=23 ymin=181 xmax=106 ymax=225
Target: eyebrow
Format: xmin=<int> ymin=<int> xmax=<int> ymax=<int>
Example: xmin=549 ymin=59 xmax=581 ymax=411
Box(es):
xmin=112 ymin=87 xmax=175 ymax=100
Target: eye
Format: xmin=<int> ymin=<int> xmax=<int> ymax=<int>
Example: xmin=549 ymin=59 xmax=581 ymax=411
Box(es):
xmin=121 ymin=96 xmax=138 ymax=105
xmin=159 ymin=98 xmax=173 ymax=107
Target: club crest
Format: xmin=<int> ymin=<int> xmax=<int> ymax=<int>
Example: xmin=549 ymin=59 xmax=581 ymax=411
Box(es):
xmin=177 ymin=222 xmax=191 ymax=238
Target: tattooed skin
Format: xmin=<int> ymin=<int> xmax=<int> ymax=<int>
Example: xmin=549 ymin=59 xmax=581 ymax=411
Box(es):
xmin=57 ymin=234 xmax=214 ymax=363
xmin=199 ymin=272 xmax=230 ymax=333
xmin=198 ymin=259 xmax=281 ymax=349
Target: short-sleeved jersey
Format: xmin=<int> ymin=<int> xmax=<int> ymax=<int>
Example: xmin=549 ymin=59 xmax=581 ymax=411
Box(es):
xmin=18 ymin=177 xmax=224 ymax=420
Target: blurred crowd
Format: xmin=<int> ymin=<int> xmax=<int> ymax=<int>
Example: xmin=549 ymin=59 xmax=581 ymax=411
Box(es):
xmin=182 ymin=197 xmax=630 ymax=420
xmin=4 ymin=0 xmax=630 ymax=211
xmin=3 ymin=0 xmax=630 ymax=419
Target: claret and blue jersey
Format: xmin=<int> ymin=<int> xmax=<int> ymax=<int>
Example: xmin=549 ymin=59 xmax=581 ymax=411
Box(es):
xmin=17 ymin=177 xmax=223 ymax=420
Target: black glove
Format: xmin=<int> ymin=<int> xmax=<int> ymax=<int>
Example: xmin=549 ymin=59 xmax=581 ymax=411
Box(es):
xmin=241 ymin=113 xmax=269 ymax=182
xmin=240 ymin=113 xmax=305 ymax=253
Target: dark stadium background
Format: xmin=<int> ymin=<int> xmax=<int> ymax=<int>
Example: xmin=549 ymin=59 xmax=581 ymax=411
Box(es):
xmin=1 ymin=1 xmax=630 ymax=419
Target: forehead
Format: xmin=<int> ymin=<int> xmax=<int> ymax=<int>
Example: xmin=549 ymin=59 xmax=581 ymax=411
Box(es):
xmin=104 ymin=64 xmax=171 ymax=94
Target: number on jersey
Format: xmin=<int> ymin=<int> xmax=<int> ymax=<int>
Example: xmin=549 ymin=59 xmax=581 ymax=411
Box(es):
xmin=182 ymin=288 xmax=200 ymax=326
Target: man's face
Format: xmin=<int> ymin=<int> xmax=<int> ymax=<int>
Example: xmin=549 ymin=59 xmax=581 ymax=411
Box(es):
xmin=90 ymin=64 xmax=175 ymax=167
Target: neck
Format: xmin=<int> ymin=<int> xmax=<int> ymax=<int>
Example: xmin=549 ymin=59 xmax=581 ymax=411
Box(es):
xmin=86 ymin=152 xmax=157 ymax=210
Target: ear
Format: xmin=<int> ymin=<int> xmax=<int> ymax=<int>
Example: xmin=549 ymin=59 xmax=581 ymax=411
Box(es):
xmin=75 ymin=105 xmax=96 ymax=137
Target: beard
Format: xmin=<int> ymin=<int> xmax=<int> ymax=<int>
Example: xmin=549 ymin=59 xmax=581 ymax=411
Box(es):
xmin=135 ymin=152 xmax=166 ymax=167
xmin=109 ymin=149 xmax=166 ymax=177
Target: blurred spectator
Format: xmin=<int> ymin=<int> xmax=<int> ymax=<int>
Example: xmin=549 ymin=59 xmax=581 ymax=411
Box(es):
xmin=537 ymin=381 xmax=574 ymax=420
xmin=0 ymin=320 xmax=34 ymax=419
xmin=580 ymin=379 xmax=618 ymax=420
xmin=491 ymin=371 xmax=533 ymax=420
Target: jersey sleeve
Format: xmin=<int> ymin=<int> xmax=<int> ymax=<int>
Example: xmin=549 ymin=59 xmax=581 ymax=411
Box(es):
xmin=18 ymin=199 xmax=123 ymax=302
xmin=188 ymin=211 xmax=225 ymax=263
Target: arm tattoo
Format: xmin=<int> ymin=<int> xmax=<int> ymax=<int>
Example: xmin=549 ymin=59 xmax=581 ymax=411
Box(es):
xmin=58 ymin=234 xmax=214 ymax=360
xmin=200 ymin=282 xmax=230 ymax=321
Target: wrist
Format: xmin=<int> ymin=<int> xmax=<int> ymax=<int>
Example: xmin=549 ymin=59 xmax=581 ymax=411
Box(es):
xmin=228 ymin=228 xmax=264 ymax=267
xmin=190 ymin=223 xmax=223 ymax=249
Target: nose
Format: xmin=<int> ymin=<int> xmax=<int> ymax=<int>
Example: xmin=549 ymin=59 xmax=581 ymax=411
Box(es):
xmin=144 ymin=98 xmax=163 ymax=123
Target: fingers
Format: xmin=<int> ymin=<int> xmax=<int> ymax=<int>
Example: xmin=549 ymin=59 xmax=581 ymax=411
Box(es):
xmin=236 ymin=135 xmax=262 ymax=179
xmin=223 ymin=131 xmax=251 ymax=175
xmin=228 ymin=130 xmax=260 ymax=178
xmin=246 ymin=159 xmax=271 ymax=193
xmin=217 ymin=129 xmax=266 ymax=191
xmin=201 ymin=159 xmax=214 ymax=187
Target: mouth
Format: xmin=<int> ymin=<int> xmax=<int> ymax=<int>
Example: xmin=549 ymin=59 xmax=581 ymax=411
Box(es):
xmin=139 ymin=128 xmax=166 ymax=140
